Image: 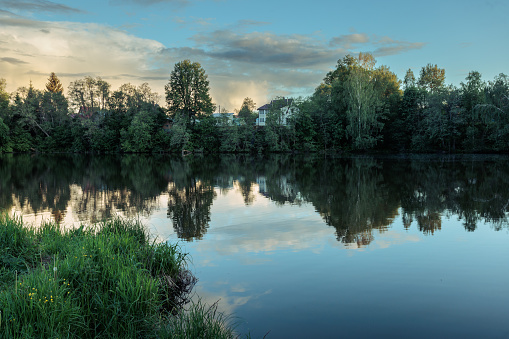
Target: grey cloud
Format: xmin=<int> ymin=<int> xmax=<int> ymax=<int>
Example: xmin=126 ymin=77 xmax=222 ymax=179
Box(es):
xmin=1 ymin=57 xmax=28 ymax=64
xmin=109 ymin=0 xmax=190 ymax=6
xmin=373 ymin=42 xmax=426 ymax=57
xmin=188 ymin=30 xmax=340 ymax=68
xmin=329 ymin=32 xmax=426 ymax=57
xmin=330 ymin=33 xmax=370 ymax=47
xmin=235 ymin=20 xmax=270 ymax=28
xmin=26 ymin=70 xmax=98 ymax=78
xmin=0 ymin=11 xmax=51 ymax=28
xmin=0 ymin=0 xmax=85 ymax=14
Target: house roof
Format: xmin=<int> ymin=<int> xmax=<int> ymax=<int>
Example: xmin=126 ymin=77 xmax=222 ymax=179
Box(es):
xmin=257 ymin=98 xmax=294 ymax=111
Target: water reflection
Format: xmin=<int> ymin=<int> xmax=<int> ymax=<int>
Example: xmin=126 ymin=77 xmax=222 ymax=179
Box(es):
xmin=1 ymin=154 xmax=508 ymax=243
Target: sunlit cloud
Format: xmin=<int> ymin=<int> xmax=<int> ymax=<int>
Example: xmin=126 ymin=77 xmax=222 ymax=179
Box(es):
xmin=0 ymin=11 xmax=168 ymax=94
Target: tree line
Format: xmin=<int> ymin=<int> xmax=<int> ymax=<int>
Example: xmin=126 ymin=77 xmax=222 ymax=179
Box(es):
xmin=1 ymin=55 xmax=508 ymax=154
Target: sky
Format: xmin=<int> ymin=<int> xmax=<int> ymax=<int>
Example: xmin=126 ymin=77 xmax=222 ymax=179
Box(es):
xmin=0 ymin=0 xmax=508 ymax=111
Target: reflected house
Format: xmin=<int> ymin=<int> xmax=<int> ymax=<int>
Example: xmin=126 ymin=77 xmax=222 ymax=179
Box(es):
xmin=256 ymin=175 xmax=303 ymax=204
xmin=256 ymin=97 xmax=298 ymax=127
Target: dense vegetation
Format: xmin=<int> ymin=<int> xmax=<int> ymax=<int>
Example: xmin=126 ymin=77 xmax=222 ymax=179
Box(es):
xmin=0 ymin=214 xmax=244 ymax=338
xmin=0 ymin=55 xmax=508 ymax=154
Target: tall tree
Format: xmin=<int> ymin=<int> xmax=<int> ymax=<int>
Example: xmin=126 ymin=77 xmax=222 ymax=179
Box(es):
xmin=45 ymin=72 xmax=64 ymax=93
xmin=237 ymin=97 xmax=257 ymax=123
xmin=165 ymin=60 xmax=215 ymax=123
xmin=344 ymin=67 xmax=382 ymax=149
xmin=96 ymin=77 xmax=111 ymax=110
xmin=0 ymin=78 xmax=9 ymax=116
xmin=418 ymin=64 xmax=446 ymax=93
xmin=403 ymin=69 xmax=416 ymax=89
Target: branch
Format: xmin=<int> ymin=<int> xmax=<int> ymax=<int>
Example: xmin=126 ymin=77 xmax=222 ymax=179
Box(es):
xmin=474 ymin=103 xmax=505 ymax=114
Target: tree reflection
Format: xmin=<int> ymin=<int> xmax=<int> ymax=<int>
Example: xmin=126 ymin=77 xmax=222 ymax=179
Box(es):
xmin=2 ymin=153 xmax=508 ymax=244
xmin=0 ymin=154 xmax=170 ymax=223
xmin=167 ymin=181 xmax=216 ymax=241
xmin=166 ymin=157 xmax=218 ymax=241
xmin=295 ymin=156 xmax=400 ymax=245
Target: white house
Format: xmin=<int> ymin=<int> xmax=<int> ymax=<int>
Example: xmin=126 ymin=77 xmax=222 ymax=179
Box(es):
xmin=212 ymin=112 xmax=235 ymax=125
xmin=256 ymin=98 xmax=298 ymax=127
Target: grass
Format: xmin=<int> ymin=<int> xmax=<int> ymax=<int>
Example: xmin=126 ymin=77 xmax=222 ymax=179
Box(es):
xmin=0 ymin=213 xmax=247 ymax=338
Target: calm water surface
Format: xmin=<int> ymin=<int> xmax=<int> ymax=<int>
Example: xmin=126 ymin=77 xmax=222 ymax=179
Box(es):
xmin=2 ymin=154 xmax=509 ymax=338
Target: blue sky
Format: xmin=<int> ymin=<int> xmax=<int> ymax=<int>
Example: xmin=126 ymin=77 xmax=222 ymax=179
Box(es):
xmin=0 ymin=0 xmax=507 ymax=110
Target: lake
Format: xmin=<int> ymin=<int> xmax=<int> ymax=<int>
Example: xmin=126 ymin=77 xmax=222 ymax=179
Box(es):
xmin=1 ymin=153 xmax=509 ymax=338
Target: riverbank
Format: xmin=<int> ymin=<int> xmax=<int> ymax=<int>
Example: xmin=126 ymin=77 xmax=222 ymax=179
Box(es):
xmin=0 ymin=213 xmax=246 ymax=338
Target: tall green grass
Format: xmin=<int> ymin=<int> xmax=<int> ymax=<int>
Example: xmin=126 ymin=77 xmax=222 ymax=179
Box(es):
xmin=0 ymin=213 xmax=247 ymax=338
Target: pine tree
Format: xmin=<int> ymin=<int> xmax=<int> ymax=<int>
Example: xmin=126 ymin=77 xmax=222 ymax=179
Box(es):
xmin=46 ymin=72 xmax=64 ymax=93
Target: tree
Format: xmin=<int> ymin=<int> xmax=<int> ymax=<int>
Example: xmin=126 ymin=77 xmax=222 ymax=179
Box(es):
xmin=165 ymin=60 xmax=215 ymax=124
xmin=418 ymin=64 xmax=445 ymax=93
xmin=460 ymin=71 xmax=486 ymax=151
xmin=344 ymin=67 xmax=382 ymax=149
xmin=1 ymin=78 xmax=11 ymax=115
xmin=237 ymin=97 xmax=256 ymax=120
xmin=96 ymin=77 xmax=111 ymax=110
xmin=0 ymin=117 xmax=11 ymax=152
xmin=45 ymin=72 xmax=64 ymax=93
xmin=403 ymin=69 xmax=416 ymax=90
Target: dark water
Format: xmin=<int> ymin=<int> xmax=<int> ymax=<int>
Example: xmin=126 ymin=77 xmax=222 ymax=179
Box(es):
xmin=2 ymin=153 xmax=509 ymax=338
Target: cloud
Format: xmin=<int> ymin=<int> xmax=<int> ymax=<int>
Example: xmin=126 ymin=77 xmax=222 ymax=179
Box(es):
xmin=373 ymin=42 xmax=426 ymax=57
xmin=0 ymin=11 xmax=168 ymax=94
xmin=330 ymin=33 xmax=370 ymax=48
xmin=187 ymin=30 xmax=340 ymax=68
xmin=1 ymin=57 xmax=28 ymax=64
xmin=109 ymin=0 xmax=190 ymax=7
xmin=160 ymin=29 xmax=343 ymax=108
xmin=0 ymin=10 xmax=425 ymax=113
xmin=0 ymin=0 xmax=85 ymax=14
xmin=330 ymin=32 xmax=426 ymax=57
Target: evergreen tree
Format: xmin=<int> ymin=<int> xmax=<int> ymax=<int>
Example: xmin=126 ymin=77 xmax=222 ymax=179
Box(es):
xmin=45 ymin=72 xmax=64 ymax=93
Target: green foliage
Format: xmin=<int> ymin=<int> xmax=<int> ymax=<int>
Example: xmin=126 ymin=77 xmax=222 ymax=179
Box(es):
xmin=418 ymin=64 xmax=446 ymax=93
xmin=170 ymin=114 xmax=193 ymax=152
xmin=344 ymin=67 xmax=383 ymax=150
xmin=0 ymin=78 xmax=9 ymax=117
xmin=121 ymin=110 xmax=157 ymax=152
xmin=165 ymin=60 xmax=215 ymax=123
xmin=190 ymin=115 xmax=220 ymax=153
xmin=237 ymin=97 xmax=257 ymax=124
xmin=0 ymin=117 xmax=12 ymax=152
